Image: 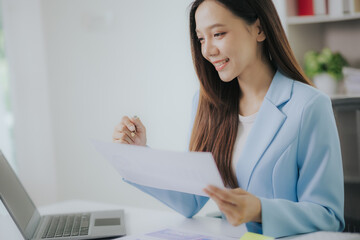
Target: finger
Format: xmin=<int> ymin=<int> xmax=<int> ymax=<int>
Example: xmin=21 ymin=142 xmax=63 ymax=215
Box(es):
xmin=122 ymin=133 xmax=135 ymax=144
xmin=231 ymin=188 xmax=247 ymax=194
xmin=114 ymin=139 xmax=130 ymax=144
xmin=121 ymin=116 xmax=137 ymax=132
xmin=205 ymin=192 xmax=243 ymax=225
xmin=113 ymin=125 xmax=136 ymax=142
xmin=131 ymin=115 xmax=146 ymax=133
xmin=206 ymin=186 xmax=235 ymax=204
xmin=218 ymin=204 xmax=237 ymax=219
xmin=112 ymin=125 xmax=134 ymax=141
xmin=207 ymin=192 xmax=237 ymax=220
xmin=226 ymin=211 xmax=244 ymax=226
xmin=113 ymin=132 xmax=135 ymax=144
xmin=205 ymin=189 xmax=225 ymax=206
xmin=204 ymin=188 xmax=234 ymax=206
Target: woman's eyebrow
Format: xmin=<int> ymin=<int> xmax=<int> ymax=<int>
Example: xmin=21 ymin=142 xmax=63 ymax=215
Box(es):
xmin=195 ymin=23 xmax=226 ymax=33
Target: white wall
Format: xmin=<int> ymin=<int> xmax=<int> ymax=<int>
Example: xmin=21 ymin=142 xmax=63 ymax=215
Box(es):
xmin=40 ymin=0 xmax=200 ymax=210
xmin=272 ymin=0 xmax=287 ymax=32
xmin=0 ymin=80 xmax=12 ymax=164
xmin=1 ymin=0 xmax=57 ymax=205
xmin=0 ymin=0 xmax=14 ymax=171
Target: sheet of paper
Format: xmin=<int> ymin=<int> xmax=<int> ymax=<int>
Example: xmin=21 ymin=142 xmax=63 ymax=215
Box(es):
xmin=118 ymin=228 xmax=236 ymax=240
xmin=92 ymin=140 xmax=225 ymax=196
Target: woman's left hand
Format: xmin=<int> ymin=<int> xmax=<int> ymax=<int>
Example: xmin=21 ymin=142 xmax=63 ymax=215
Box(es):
xmin=203 ymin=185 xmax=262 ymax=226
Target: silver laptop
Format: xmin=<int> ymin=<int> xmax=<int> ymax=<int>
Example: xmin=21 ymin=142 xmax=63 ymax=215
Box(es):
xmin=0 ymin=150 xmax=126 ymax=239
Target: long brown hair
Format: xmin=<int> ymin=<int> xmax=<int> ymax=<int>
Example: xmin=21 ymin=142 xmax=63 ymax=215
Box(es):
xmin=188 ymin=0 xmax=312 ymax=188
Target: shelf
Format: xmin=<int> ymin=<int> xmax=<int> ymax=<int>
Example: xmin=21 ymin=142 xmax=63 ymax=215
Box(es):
xmin=344 ymin=176 xmax=360 ymax=183
xmin=287 ymin=13 xmax=360 ymax=25
xmin=331 ymin=94 xmax=360 ymax=100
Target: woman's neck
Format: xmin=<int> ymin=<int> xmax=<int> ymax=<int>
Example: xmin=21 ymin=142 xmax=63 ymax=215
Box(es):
xmin=237 ymin=59 xmax=275 ymax=116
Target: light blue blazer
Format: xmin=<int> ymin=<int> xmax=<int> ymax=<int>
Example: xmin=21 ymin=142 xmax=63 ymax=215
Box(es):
xmin=126 ymin=70 xmax=345 ymax=238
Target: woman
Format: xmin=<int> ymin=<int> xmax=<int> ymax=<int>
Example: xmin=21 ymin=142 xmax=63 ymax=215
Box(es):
xmin=112 ymin=0 xmax=344 ymax=238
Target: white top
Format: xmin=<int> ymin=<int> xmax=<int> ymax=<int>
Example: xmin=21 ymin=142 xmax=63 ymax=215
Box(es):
xmin=231 ymin=112 xmax=258 ymax=176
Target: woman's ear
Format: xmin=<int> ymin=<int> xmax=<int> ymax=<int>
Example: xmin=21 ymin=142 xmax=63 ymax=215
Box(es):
xmin=255 ymin=19 xmax=266 ymax=42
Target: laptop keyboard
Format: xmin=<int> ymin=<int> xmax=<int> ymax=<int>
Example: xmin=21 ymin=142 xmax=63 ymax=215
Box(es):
xmin=42 ymin=213 xmax=90 ymax=239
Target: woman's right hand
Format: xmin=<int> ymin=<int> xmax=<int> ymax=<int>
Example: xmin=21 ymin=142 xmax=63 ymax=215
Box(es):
xmin=112 ymin=116 xmax=147 ymax=146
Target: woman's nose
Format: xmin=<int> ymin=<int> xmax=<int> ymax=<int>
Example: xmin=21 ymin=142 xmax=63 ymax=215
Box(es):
xmin=203 ymin=40 xmax=219 ymax=57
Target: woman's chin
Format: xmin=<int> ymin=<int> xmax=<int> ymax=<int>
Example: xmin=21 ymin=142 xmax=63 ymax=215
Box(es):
xmin=219 ymin=74 xmax=236 ymax=83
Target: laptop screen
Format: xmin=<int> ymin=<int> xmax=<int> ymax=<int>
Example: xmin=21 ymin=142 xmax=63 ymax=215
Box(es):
xmin=0 ymin=151 xmax=39 ymax=238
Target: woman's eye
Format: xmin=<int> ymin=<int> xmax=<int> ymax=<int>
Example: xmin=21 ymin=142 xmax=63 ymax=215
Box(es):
xmin=214 ymin=32 xmax=226 ymax=38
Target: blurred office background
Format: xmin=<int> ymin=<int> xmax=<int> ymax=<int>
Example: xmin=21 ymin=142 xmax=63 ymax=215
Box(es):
xmin=0 ymin=0 xmax=200 ymax=212
xmin=0 ymin=0 xmax=360 ymax=225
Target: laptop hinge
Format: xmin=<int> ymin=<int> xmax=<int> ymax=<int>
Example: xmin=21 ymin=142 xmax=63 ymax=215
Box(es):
xmin=24 ymin=210 xmax=41 ymax=239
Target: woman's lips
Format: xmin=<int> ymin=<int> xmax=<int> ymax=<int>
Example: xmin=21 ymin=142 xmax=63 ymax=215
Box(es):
xmin=213 ymin=58 xmax=229 ymax=71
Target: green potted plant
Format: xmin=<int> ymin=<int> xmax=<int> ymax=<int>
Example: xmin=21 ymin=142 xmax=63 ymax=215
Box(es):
xmin=304 ymin=48 xmax=348 ymax=95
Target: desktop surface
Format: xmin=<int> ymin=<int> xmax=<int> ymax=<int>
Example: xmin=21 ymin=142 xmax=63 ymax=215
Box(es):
xmin=1 ymin=200 xmax=359 ymax=240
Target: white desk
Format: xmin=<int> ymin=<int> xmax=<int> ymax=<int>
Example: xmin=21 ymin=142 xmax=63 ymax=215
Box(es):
xmin=1 ymin=200 xmax=359 ymax=240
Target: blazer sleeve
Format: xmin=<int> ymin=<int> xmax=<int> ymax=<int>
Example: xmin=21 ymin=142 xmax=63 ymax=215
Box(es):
xmin=259 ymin=93 xmax=345 ymax=238
xmin=123 ymin=90 xmax=208 ymax=218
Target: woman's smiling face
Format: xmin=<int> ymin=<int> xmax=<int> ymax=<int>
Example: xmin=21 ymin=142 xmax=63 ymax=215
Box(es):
xmin=195 ymin=0 xmax=265 ymax=82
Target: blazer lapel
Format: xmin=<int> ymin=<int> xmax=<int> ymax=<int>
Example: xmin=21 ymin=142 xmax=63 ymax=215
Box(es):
xmin=236 ymin=71 xmax=294 ymax=190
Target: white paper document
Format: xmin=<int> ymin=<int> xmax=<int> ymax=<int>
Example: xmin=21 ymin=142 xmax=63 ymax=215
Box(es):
xmin=92 ymin=140 xmax=225 ymax=196
xmin=118 ymin=228 xmax=236 ymax=240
